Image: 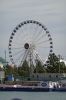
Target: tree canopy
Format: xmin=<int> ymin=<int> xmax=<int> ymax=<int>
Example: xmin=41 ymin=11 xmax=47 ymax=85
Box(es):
xmin=1 ymin=53 xmax=66 ymax=80
xmin=46 ymin=53 xmax=66 ymax=73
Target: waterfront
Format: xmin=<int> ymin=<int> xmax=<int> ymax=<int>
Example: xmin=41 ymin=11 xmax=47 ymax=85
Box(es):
xmin=0 ymin=92 xmax=66 ymax=100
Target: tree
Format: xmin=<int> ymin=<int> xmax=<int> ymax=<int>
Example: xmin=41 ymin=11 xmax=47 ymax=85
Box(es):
xmin=46 ymin=53 xmax=59 ymax=73
xmin=59 ymin=62 xmax=66 ymax=73
xmin=18 ymin=60 xmax=30 ymax=77
xmin=34 ymin=60 xmax=46 ymax=73
xmin=4 ymin=64 xmax=14 ymax=76
xmin=46 ymin=53 xmax=66 ymax=73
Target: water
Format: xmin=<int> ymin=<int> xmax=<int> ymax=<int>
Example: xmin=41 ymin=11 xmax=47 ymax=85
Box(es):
xmin=0 ymin=92 xmax=66 ymax=100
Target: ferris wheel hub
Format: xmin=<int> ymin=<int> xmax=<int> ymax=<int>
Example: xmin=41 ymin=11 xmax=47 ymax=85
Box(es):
xmin=24 ymin=43 xmax=29 ymax=49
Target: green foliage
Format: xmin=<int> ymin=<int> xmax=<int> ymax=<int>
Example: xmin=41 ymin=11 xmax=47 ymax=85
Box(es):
xmin=4 ymin=64 xmax=14 ymax=76
xmin=34 ymin=60 xmax=46 ymax=73
xmin=3 ymin=53 xmax=66 ymax=81
xmin=47 ymin=53 xmax=66 ymax=73
xmin=59 ymin=62 xmax=66 ymax=73
xmin=18 ymin=60 xmax=30 ymax=77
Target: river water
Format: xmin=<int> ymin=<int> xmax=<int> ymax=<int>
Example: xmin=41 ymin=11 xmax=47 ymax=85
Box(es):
xmin=0 ymin=92 xmax=66 ymax=100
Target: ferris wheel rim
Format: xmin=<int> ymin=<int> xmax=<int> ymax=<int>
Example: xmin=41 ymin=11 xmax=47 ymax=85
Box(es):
xmin=8 ymin=20 xmax=53 ymax=66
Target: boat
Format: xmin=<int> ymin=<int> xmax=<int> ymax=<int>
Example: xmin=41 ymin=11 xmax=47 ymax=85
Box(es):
xmin=0 ymin=81 xmax=66 ymax=92
xmin=0 ymin=81 xmax=49 ymax=92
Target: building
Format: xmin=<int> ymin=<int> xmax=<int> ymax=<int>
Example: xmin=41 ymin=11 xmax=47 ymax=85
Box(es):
xmin=30 ymin=73 xmax=66 ymax=81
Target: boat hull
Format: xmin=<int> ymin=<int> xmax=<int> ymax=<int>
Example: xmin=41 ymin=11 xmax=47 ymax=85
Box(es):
xmin=0 ymin=87 xmax=49 ymax=92
xmin=0 ymin=87 xmax=66 ymax=92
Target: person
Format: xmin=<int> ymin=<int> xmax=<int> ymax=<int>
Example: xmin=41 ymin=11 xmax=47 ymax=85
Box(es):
xmin=53 ymin=83 xmax=56 ymax=88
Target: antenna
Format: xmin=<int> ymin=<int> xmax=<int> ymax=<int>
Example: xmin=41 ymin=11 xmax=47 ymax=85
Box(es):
xmin=5 ymin=50 xmax=6 ymax=63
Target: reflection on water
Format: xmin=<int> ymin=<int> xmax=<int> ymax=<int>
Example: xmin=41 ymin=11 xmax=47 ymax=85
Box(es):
xmin=12 ymin=98 xmax=22 ymax=100
xmin=0 ymin=92 xmax=66 ymax=100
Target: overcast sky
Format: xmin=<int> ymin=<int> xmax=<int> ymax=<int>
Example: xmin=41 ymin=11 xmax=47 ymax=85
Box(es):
xmin=0 ymin=0 xmax=66 ymax=62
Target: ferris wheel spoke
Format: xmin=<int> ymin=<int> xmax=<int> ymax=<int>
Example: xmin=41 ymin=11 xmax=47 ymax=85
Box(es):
xmin=14 ymin=51 xmax=24 ymax=65
xmin=36 ymin=39 xmax=49 ymax=45
xmin=34 ymin=29 xmax=44 ymax=41
xmin=33 ymin=28 xmax=43 ymax=42
xmin=11 ymin=46 xmax=24 ymax=50
xmin=22 ymin=33 xmax=31 ymax=43
xmin=20 ymin=32 xmax=28 ymax=41
xmin=19 ymin=26 xmax=32 ymax=43
xmin=19 ymin=50 xmax=29 ymax=66
xmin=16 ymin=25 xmax=27 ymax=40
xmin=12 ymin=49 xmax=24 ymax=57
xmin=36 ymin=45 xmax=50 ymax=49
xmin=32 ymin=25 xmax=40 ymax=40
xmin=12 ymin=42 xmax=24 ymax=47
xmin=34 ymin=33 xmax=47 ymax=43
xmin=28 ymin=24 xmax=33 ymax=39
xmin=34 ymin=50 xmax=44 ymax=65
xmin=20 ymin=24 xmax=32 ymax=42
xmin=36 ymin=44 xmax=53 ymax=49
xmin=32 ymin=24 xmax=39 ymax=37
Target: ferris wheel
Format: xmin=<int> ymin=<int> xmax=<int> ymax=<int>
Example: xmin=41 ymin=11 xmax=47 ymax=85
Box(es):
xmin=8 ymin=20 xmax=53 ymax=67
